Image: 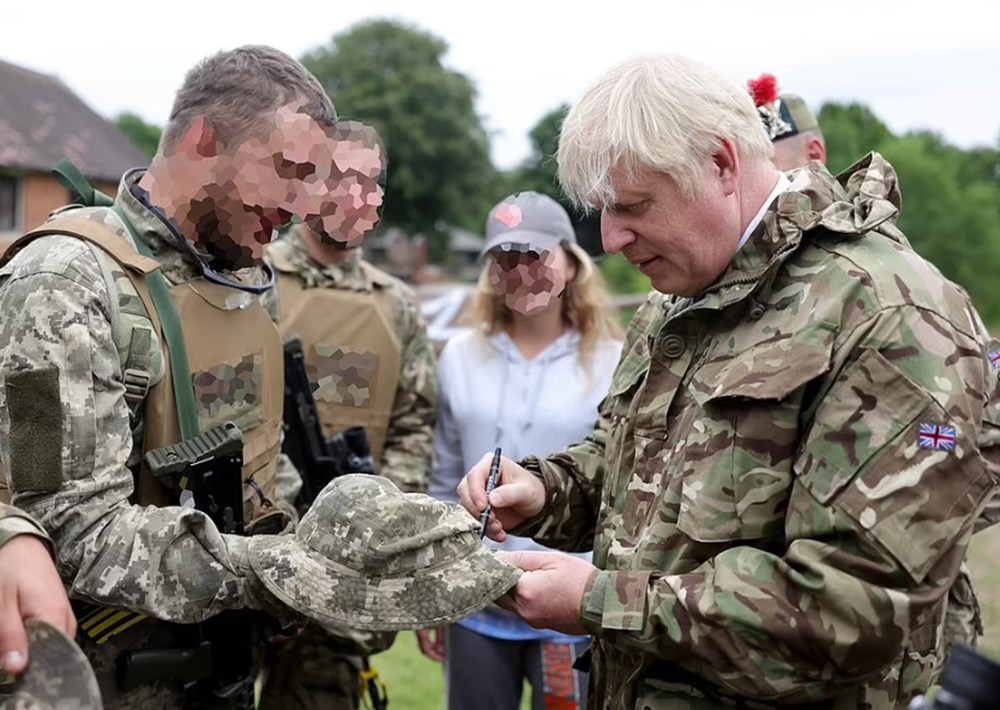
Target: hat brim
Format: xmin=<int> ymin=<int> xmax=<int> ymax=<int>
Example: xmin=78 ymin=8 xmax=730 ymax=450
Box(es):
xmin=247 ymin=531 xmax=522 ymax=632
xmin=480 ymin=230 xmax=565 ymax=259
xmin=9 ymin=619 xmax=104 ymax=709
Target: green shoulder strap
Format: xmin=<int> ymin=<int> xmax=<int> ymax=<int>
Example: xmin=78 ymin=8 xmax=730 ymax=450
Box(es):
xmin=52 ymin=158 xmax=114 ymax=208
xmin=52 ymin=158 xmax=199 ymax=440
xmin=109 ymin=204 xmax=200 ymax=441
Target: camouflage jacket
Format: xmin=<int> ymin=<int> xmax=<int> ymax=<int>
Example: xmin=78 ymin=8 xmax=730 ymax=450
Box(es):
xmin=516 ymin=154 xmax=996 ymax=709
xmin=0 ymin=502 xmax=52 ymax=553
xmin=0 ymin=169 xmax=280 ymax=625
xmin=266 ymin=229 xmax=437 ymax=492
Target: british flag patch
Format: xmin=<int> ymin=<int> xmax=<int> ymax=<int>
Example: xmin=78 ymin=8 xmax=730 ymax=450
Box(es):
xmin=919 ymin=424 xmax=956 ymax=451
xmin=989 ymin=347 xmax=1000 ymax=369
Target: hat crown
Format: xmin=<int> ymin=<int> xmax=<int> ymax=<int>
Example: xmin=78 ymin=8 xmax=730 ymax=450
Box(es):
xmin=299 ymin=474 xmax=479 ymax=576
xmin=483 ymin=191 xmax=575 ymax=254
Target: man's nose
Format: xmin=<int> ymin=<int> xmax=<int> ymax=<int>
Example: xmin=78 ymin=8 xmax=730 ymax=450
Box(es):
xmin=600 ymin=211 xmax=635 ymax=255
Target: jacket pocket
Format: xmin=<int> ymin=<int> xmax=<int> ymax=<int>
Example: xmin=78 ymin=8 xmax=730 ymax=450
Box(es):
xmin=793 ymin=347 xmax=994 ymax=582
xmin=675 ymin=335 xmax=833 ymax=543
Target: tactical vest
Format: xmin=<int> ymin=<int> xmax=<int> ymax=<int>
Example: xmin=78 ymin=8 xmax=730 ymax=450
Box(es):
xmin=270 ymin=247 xmax=401 ymax=467
xmin=0 ymin=211 xmax=283 ymax=524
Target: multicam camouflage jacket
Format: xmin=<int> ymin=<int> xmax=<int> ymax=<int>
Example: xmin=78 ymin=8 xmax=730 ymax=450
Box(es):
xmin=0 ymin=169 xmax=283 ymax=629
xmin=266 ymin=228 xmax=437 ymax=493
xmin=516 ymin=154 xmax=997 ymax=709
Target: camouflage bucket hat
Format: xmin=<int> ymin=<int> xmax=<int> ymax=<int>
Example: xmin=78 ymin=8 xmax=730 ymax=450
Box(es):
xmin=6 ymin=619 xmax=104 ymax=710
xmin=247 ymin=474 xmax=522 ymax=631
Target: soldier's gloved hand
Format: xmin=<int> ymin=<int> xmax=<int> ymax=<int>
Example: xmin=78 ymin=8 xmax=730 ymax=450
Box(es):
xmin=0 ymin=535 xmax=76 ymax=674
xmin=457 ymin=454 xmax=545 ymax=542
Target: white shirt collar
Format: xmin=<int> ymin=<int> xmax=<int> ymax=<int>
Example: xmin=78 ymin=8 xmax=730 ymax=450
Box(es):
xmin=736 ymin=172 xmax=791 ymax=251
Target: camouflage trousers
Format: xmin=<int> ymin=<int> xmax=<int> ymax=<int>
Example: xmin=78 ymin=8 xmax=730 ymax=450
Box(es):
xmin=258 ymin=626 xmax=392 ymax=710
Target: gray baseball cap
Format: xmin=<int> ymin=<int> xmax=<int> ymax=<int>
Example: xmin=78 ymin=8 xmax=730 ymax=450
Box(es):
xmin=481 ymin=191 xmax=576 ymax=258
xmin=6 ymin=619 xmax=104 ymax=710
xmin=247 ymin=474 xmax=521 ymax=632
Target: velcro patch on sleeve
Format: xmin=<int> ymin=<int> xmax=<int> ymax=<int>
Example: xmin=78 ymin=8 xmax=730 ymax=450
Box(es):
xmin=6 ymin=367 xmax=63 ymax=494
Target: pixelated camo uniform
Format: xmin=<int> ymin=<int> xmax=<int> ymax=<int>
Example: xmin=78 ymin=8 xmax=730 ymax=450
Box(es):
xmin=0 ymin=169 xmax=291 ymax=709
xmin=0 ymin=502 xmax=51 ymax=552
xmin=256 ymin=230 xmax=438 ymax=710
xmin=266 ymin=228 xmax=437 ymax=493
xmin=515 ymin=154 xmax=996 ymax=709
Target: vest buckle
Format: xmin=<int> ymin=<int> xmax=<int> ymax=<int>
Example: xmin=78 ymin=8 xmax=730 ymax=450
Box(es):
xmin=122 ymin=368 xmax=152 ymax=407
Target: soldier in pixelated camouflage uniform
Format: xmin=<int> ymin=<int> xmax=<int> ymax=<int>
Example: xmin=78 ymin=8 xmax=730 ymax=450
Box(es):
xmin=0 ymin=46 xmax=354 ymax=709
xmin=458 ymin=55 xmax=998 ymax=709
xmin=259 ymin=121 xmax=438 ymax=710
xmin=748 ymin=72 xmax=1000 ymax=674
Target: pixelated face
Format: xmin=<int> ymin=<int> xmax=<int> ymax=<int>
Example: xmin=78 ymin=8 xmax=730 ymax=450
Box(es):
xmin=488 ymin=246 xmax=573 ymax=315
xmin=179 ymin=104 xmax=340 ymax=271
xmin=771 ymin=135 xmax=809 ymax=172
xmin=306 ymin=121 xmax=387 ymax=249
xmin=599 ymin=164 xmax=740 ymax=296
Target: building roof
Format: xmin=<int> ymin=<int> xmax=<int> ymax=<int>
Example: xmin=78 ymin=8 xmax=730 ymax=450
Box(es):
xmin=0 ymin=58 xmax=148 ymax=182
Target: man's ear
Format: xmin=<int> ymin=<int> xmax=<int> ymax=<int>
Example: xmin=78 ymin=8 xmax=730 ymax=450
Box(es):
xmin=806 ymin=136 xmax=827 ymax=165
xmin=175 ymin=115 xmax=219 ymax=159
xmin=713 ymin=136 xmax=740 ymax=196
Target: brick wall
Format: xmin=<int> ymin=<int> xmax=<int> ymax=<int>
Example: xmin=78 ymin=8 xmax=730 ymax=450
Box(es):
xmin=22 ymin=173 xmax=120 ymax=232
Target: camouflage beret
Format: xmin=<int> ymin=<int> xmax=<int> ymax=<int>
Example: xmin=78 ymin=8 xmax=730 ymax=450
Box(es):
xmin=6 ymin=619 xmax=104 ymax=710
xmin=748 ymin=74 xmax=819 ymax=141
xmin=247 ymin=474 xmax=522 ymax=631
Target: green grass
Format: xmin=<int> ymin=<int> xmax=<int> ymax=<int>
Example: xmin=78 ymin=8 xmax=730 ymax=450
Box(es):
xmin=370 ymin=632 xmax=531 ymax=709
xmin=968 ymin=524 xmax=1000 ymax=659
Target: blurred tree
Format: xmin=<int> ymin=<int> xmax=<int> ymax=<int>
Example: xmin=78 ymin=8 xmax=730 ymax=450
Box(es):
xmin=816 ymin=102 xmax=893 ymax=173
xmin=115 ymin=112 xmax=161 ymax=159
xmin=506 ymin=104 xmax=604 ymax=258
xmin=505 ymin=103 xmax=567 ymax=198
xmin=301 ymin=19 xmax=499 ymax=260
xmin=820 ymin=102 xmax=1000 ymax=325
xmin=878 ymin=132 xmax=1000 ymax=325
xmin=599 ymin=253 xmax=651 ymax=296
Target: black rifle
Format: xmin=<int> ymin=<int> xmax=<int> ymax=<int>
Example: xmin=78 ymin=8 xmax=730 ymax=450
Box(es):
xmin=282 ymin=337 xmax=375 ymax=514
xmin=115 ymin=421 xmax=260 ymax=710
xmin=282 ymin=338 xmax=389 ymax=708
xmin=909 ymin=643 xmax=1000 ymax=709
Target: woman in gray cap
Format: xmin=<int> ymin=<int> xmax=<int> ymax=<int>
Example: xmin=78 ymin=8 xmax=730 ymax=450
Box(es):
xmin=418 ymin=191 xmax=624 ymax=710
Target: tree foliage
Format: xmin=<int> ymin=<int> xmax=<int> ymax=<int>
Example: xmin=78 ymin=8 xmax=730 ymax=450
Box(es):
xmin=819 ymin=104 xmax=1000 ymax=326
xmin=115 ymin=112 xmax=162 ymax=159
xmin=505 ymin=104 xmax=604 ymax=260
xmin=301 ymin=19 xmax=499 ymax=259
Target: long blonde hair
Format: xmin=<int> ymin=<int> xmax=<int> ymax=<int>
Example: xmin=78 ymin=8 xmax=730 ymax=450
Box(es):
xmin=474 ymin=241 xmax=624 ymax=376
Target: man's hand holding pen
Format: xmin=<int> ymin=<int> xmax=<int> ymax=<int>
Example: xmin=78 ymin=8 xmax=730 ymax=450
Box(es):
xmin=458 ymin=452 xmax=596 ymax=637
xmin=458 ymin=452 xmax=546 ymax=542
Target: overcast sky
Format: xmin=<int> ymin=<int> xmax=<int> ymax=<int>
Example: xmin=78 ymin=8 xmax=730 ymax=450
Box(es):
xmin=4 ymin=1 xmax=998 ymax=170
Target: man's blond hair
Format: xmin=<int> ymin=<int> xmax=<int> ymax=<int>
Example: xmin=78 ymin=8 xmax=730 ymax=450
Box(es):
xmin=557 ymin=55 xmax=773 ymax=209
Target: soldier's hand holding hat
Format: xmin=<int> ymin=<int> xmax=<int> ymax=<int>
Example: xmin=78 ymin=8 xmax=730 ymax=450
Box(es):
xmin=0 ymin=536 xmax=76 ymax=675
xmin=457 ymin=453 xmax=546 ymax=542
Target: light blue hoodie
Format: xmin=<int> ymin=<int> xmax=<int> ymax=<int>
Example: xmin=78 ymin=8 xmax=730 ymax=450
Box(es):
xmin=430 ymin=327 xmax=623 ymax=642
